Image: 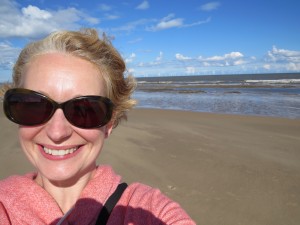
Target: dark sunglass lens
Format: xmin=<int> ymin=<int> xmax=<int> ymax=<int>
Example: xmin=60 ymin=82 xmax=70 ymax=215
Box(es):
xmin=5 ymin=92 xmax=53 ymax=126
xmin=65 ymin=98 xmax=111 ymax=128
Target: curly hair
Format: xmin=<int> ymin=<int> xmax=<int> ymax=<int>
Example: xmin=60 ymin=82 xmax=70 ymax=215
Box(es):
xmin=11 ymin=28 xmax=136 ymax=128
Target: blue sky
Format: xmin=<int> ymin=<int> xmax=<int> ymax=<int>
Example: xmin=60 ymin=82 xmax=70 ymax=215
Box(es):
xmin=0 ymin=0 xmax=300 ymax=81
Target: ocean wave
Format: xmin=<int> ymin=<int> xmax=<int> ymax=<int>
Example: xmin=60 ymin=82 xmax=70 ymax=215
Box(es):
xmin=244 ymin=79 xmax=300 ymax=84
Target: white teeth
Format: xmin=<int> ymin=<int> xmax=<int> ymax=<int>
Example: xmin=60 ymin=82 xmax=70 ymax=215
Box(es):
xmin=43 ymin=147 xmax=78 ymax=156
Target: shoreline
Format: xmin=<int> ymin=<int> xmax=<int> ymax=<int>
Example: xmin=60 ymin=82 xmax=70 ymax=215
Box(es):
xmin=1 ymin=108 xmax=300 ymax=224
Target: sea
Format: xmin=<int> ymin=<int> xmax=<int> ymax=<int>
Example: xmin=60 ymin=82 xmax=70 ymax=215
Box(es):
xmin=134 ymin=73 xmax=300 ymax=119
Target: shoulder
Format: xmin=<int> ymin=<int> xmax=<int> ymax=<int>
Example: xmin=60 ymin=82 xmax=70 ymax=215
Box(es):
xmin=0 ymin=173 xmax=36 ymax=204
xmin=125 ymin=182 xmax=168 ymax=203
xmin=0 ymin=175 xmax=25 ymax=195
xmin=124 ymin=182 xmax=183 ymax=211
xmin=0 ymin=173 xmax=36 ymax=190
xmin=113 ymin=182 xmax=196 ymax=224
xmin=0 ymin=175 xmax=32 ymax=224
xmin=91 ymin=168 xmax=195 ymax=224
xmin=0 ymin=201 xmax=12 ymax=225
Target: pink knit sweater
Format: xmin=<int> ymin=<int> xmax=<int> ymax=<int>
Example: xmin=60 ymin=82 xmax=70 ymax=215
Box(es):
xmin=0 ymin=166 xmax=195 ymax=224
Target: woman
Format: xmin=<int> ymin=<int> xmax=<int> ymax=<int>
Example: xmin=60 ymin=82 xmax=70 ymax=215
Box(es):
xmin=0 ymin=29 xmax=195 ymax=224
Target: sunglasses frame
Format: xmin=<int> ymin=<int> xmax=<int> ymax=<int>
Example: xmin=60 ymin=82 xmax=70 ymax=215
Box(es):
xmin=3 ymin=88 xmax=114 ymax=129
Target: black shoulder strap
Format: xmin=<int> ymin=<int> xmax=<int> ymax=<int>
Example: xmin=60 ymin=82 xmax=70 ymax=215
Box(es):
xmin=95 ymin=182 xmax=128 ymax=225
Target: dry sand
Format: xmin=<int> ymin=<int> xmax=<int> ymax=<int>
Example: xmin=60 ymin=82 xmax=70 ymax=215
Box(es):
xmin=1 ymin=108 xmax=300 ymax=225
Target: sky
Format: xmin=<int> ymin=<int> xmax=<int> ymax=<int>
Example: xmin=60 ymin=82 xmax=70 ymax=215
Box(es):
xmin=0 ymin=0 xmax=300 ymax=82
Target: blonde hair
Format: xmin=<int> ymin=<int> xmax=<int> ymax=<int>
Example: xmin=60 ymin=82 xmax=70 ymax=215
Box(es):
xmin=12 ymin=28 xmax=136 ymax=128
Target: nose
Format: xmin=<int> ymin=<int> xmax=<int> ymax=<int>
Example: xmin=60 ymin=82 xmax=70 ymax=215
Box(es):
xmin=45 ymin=109 xmax=73 ymax=143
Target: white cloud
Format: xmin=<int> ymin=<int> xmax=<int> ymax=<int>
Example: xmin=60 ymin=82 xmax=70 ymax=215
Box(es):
xmin=200 ymin=2 xmax=221 ymax=11
xmin=233 ymin=59 xmax=246 ymax=66
xmin=136 ymin=1 xmax=150 ymax=10
xmin=127 ymin=68 xmax=135 ymax=74
xmin=196 ymin=52 xmax=249 ymax=68
xmin=111 ymin=14 xmax=210 ymax=33
xmin=97 ymin=3 xmax=119 ymax=20
xmin=266 ymin=46 xmax=300 ymax=63
xmin=104 ymin=13 xmax=119 ymax=20
xmin=263 ymin=64 xmax=271 ymax=70
xmin=149 ymin=14 xmax=183 ymax=31
xmin=0 ymin=1 xmax=99 ymax=39
xmin=22 ymin=5 xmax=52 ymax=19
xmin=147 ymin=14 xmax=211 ymax=31
xmin=128 ymin=38 xmax=143 ymax=44
xmin=98 ymin=4 xmax=112 ymax=11
xmin=262 ymin=46 xmax=300 ymax=72
xmin=204 ymin=52 xmax=244 ymax=61
xmin=85 ymin=16 xmax=100 ymax=25
xmin=202 ymin=62 xmax=210 ymax=67
xmin=226 ymin=52 xmax=244 ymax=58
xmin=125 ymin=53 xmax=136 ymax=63
xmin=175 ymin=53 xmax=191 ymax=61
xmin=156 ymin=51 xmax=163 ymax=61
xmin=0 ymin=41 xmax=21 ymax=70
xmin=286 ymin=63 xmax=300 ymax=71
xmin=181 ymin=17 xmax=211 ymax=28
xmin=197 ymin=52 xmax=245 ymax=67
xmin=125 ymin=46 xmax=300 ymax=77
xmin=111 ymin=18 xmax=153 ymax=33
xmin=186 ymin=67 xmax=196 ymax=74
xmin=149 ymin=61 xmax=161 ymax=66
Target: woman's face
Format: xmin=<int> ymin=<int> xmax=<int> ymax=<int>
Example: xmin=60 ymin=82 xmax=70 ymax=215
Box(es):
xmin=19 ymin=52 xmax=113 ymax=184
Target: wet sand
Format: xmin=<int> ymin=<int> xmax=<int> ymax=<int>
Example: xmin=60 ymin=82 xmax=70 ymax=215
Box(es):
xmin=1 ymin=108 xmax=300 ymax=225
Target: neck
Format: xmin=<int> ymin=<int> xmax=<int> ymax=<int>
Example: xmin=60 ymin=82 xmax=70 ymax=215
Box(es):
xmin=35 ymin=167 xmax=96 ymax=214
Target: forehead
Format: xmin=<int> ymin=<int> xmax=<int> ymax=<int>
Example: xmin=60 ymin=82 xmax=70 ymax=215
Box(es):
xmin=20 ymin=53 xmax=107 ymax=97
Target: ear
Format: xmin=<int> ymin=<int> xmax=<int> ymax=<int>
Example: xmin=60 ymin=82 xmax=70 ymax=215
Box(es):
xmin=104 ymin=120 xmax=114 ymax=139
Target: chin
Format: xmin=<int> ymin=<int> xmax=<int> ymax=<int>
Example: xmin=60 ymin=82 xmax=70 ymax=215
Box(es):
xmin=38 ymin=163 xmax=96 ymax=186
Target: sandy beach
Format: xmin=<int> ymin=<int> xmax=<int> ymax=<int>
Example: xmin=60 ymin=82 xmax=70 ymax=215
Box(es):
xmin=1 ymin=107 xmax=300 ymax=225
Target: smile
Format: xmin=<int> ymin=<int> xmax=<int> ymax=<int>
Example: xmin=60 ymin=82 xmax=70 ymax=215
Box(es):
xmin=43 ymin=147 xmax=79 ymax=156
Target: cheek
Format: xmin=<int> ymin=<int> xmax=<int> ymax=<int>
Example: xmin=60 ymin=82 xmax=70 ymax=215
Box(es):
xmin=18 ymin=126 xmax=41 ymax=144
xmin=75 ymin=127 xmax=106 ymax=144
xmin=18 ymin=125 xmax=107 ymax=149
xmin=18 ymin=127 xmax=43 ymax=163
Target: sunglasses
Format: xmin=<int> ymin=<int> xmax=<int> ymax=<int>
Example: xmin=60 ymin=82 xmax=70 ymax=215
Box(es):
xmin=3 ymin=88 xmax=114 ymax=129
